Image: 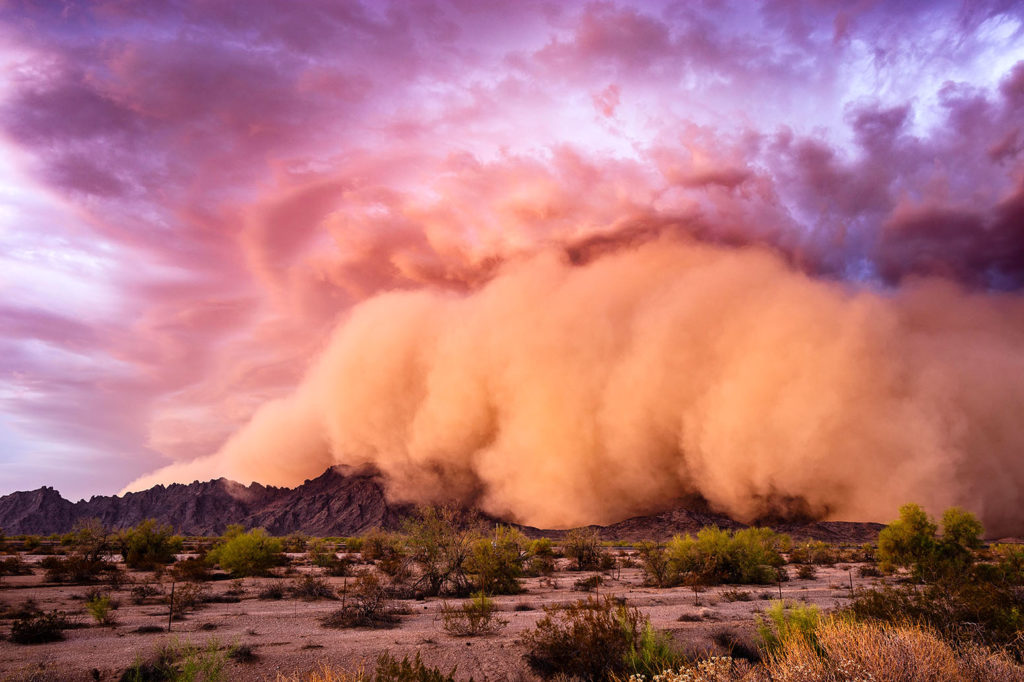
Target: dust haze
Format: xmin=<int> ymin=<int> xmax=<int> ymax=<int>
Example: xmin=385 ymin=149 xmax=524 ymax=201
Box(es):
xmin=126 ymin=239 xmax=1024 ymax=536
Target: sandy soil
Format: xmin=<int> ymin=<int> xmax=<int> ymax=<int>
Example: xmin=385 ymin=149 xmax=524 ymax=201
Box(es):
xmin=0 ymin=555 xmax=887 ymax=681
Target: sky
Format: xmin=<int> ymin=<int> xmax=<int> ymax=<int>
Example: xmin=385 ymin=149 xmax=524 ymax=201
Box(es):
xmin=1 ymin=0 xmax=1024 ymax=505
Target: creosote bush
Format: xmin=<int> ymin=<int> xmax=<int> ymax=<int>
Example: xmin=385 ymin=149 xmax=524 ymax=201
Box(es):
xmin=466 ymin=526 xmax=528 ymax=595
xmin=439 ymin=592 xmax=508 ymax=636
xmin=86 ymin=593 xmax=118 ymax=625
xmin=877 ymin=503 xmax=982 ymax=579
xmin=322 ymin=572 xmax=401 ymax=629
xmin=521 ymin=596 xmax=682 ymax=681
xmin=9 ymin=610 xmax=75 ymax=644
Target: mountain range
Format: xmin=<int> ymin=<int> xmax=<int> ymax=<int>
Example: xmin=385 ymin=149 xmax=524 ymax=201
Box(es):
xmin=0 ymin=465 xmax=883 ymax=543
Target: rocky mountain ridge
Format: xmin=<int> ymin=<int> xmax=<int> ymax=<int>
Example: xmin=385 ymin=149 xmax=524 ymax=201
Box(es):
xmin=0 ymin=466 xmax=883 ymax=543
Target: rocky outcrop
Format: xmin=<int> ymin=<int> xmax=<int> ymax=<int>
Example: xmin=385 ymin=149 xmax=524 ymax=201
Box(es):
xmin=0 ymin=466 xmax=883 ymax=543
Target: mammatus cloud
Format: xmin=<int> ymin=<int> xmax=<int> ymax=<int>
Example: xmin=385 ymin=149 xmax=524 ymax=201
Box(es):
xmin=128 ymin=239 xmax=1024 ymax=536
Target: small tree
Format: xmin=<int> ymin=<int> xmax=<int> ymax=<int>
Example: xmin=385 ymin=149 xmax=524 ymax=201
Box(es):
xmin=563 ymin=528 xmax=601 ymax=571
xmin=61 ymin=518 xmax=110 ymax=563
xmin=467 ymin=526 xmax=529 ymax=595
xmin=404 ymin=507 xmax=480 ymax=597
xmin=117 ymin=520 xmax=183 ymax=570
xmin=207 ymin=528 xmax=282 ymax=577
xmin=877 ymin=503 xmax=983 ymax=579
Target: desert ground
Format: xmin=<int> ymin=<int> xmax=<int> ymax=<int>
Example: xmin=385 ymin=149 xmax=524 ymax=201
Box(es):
xmin=0 ymin=550 xmax=883 ymax=681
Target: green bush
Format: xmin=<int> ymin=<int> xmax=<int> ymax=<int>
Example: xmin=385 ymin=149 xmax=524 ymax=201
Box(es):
xmin=877 ymin=503 xmax=984 ymax=579
xmin=122 ymin=638 xmax=232 ymax=682
xmin=642 ymin=526 xmax=790 ymax=587
xmin=207 ymin=528 xmax=282 ymax=577
xmin=466 ymin=526 xmax=528 ymax=595
xmin=756 ymin=600 xmax=821 ymax=654
xmin=440 ymin=592 xmax=508 ymax=636
xmin=86 ymin=593 xmax=117 ymax=625
xmin=117 ymin=520 xmax=183 ymax=570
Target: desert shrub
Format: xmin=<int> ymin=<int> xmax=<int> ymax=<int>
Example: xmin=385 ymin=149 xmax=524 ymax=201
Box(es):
xmin=439 ymin=592 xmax=508 ymax=636
xmin=121 ymin=638 xmax=232 ymax=682
xmin=637 ymin=541 xmax=672 ymax=587
xmin=526 ymin=555 xmax=556 ymax=577
xmin=283 ymin=532 xmax=309 ymax=553
xmin=991 ymin=543 xmax=1024 ymax=584
xmin=796 ymin=564 xmax=817 ymax=580
xmin=361 ymin=530 xmax=404 ymax=562
xmin=9 ymin=610 xmax=74 ymax=644
xmin=170 ymin=558 xmax=211 ymax=582
xmin=530 ymin=537 xmax=555 ymax=557
xmin=343 ymin=537 xmax=364 ymax=554
xmin=0 ymin=555 xmax=31 ymax=577
xmin=323 ymin=572 xmax=400 ymax=628
xmin=404 ymin=507 xmax=480 ymax=597
xmin=373 ymin=652 xmax=459 ymax=682
xmin=131 ymin=583 xmax=163 ymax=604
xmin=721 ymin=589 xmax=752 ymax=602
xmin=258 ymin=581 xmax=287 ymax=600
xmin=763 ymin=617 xmax=1024 ymax=681
xmin=117 ymin=520 xmax=183 ymax=570
xmin=307 ymin=538 xmax=335 ymax=565
xmin=789 ymin=540 xmax=838 ymax=565
xmin=877 ymin=503 xmax=983 ymax=580
xmin=61 ymin=518 xmax=110 ymax=562
xmin=573 ymin=575 xmax=602 ymax=592
xmin=228 ymin=643 xmax=259 ymax=664
xmin=656 ymin=526 xmax=789 ymax=587
xmin=598 ymin=551 xmax=616 ymax=571
xmin=167 ymin=581 xmax=207 ymax=619
xmin=86 ymin=593 xmax=117 ymax=625
xmin=290 ymin=574 xmax=336 ymax=601
xmin=847 ymin=577 xmax=1024 ymax=656
xmin=42 ymin=555 xmax=113 ymax=583
xmin=466 ymin=525 xmax=528 ymax=595
xmin=521 ymin=596 xmax=681 ymax=681
xmin=756 ymin=600 xmax=820 ymax=654
xmin=857 ymin=565 xmax=882 ymax=578
xmin=207 ymin=528 xmax=282 ymax=577
xmin=563 ymin=528 xmax=601 ymax=571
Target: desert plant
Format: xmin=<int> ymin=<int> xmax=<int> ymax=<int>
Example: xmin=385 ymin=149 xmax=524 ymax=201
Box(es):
xmin=61 ymin=518 xmax=110 ymax=562
xmin=259 ymin=581 xmax=288 ymax=600
xmin=721 ymin=589 xmax=752 ymax=602
xmin=41 ymin=554 xmax=113 ymax=583
xmin=323 ymin=572 xmax=401 ymax=629
xmin=439 ymin=592 xmax=508 ymax=636
xmin=9 ymin=610 xmax=75 ymax=644
xmin=290 ymin=574 xmax=337 ymax=601
xmin=756 ymin=600 xmax=820 ymax=654
xmin=86 ymin=593 xmax=117 ymax=625
xmin=130 ymin=582 xmax=163 ymax=604
xmin=117 ymin=520 xmax=183 ymax=570
xmin=563 ymin=528 xmax=601 ymax=571
xmin=170 ymin=557 xmax=211 ymax=582
xmin=796 ymin=564 xmax=817 ymax=580
xmin=637 ymin=541 xmax=672 ymax=587
xmin=122 ymin=637 xmax=232 ymax=681
xmin=659 ymin=526 xmax=789 ymax=587
xmin=283 ymin=532 xmax=309 ymax=553
xmin=574 ymin=575 xmax=602 ymax=592
xmin=466 ymin=525 xmax=528 ymax=595
xmin=877 ymin=503 xmax=984 ymax=580
xmin=373 ymin=652 xmax=459 ymax=682
xmin=167 ymin=581 xmax=207 ymax=619
xmin=521 ymin=596 xmax=656 ymax=681
xmin=206 ymin=528 xmax=282 ymax=577
xmin=404 ymin=507 xmax=480 ymax=597
xmin=789 ymin=540 xmax=838 ymax=565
